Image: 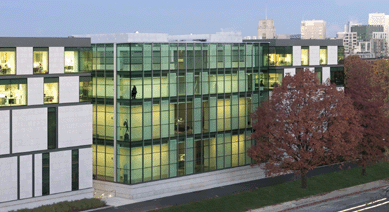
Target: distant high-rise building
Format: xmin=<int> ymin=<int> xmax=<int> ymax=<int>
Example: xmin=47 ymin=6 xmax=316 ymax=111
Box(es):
xmin=369 ymin=13 xmax=389 ymax=56
xmin=257 ymin=19 xmax=275 ymax=39
xmin=301 ymin=20 xmax=326 ymax=39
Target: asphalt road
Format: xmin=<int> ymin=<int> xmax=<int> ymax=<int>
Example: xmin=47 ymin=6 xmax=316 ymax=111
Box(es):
xmin=95 ymin=162 xmax=359 ymax=212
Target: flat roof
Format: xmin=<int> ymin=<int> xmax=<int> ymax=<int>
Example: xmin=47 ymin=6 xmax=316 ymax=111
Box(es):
xmin=244 ymin=39 xmax=343 ymax=46
xmin=0 ymin=37 xmax=91 ymax=47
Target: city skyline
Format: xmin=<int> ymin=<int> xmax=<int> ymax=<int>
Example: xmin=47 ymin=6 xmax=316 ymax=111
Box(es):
xmin=2 ymin=0 xmax=389 ymax=38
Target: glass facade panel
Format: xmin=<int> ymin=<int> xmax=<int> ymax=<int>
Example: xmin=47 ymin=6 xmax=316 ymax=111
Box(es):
xmin=338 ymin=46 xmax=345 ymax=64
xmin=330 ymin=67 xmax=345 ymax=85
xmin=44 ymin=78 xmax=59 ymax=104
xmin=268 ymin=47 xmax=292 ymax=66
xmin=0 ymin=48 xmax=15 ymax=75
xmin=33 ymin=48 xmax=48 ymax=74
xmin=301 ymin=46 xmax=309 ymax=66
xmin=320 ymin=47 xmax=327 ymax=65
xmin=0 ymin=79 xmax=27 ymax=106
xmin=80 ymin=76 xmax=92 ymax=102
xmin=65 ymin=47 xmax=93 ymax=73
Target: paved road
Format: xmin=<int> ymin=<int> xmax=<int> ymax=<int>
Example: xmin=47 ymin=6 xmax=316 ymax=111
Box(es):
xmin=287 ymin=188 xmax=389 ymax=212
xmin=95 ymin=162 xmax=359 ymax=212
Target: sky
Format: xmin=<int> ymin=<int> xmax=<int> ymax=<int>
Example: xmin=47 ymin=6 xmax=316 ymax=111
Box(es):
xmin=2 ymin=0 xmax=389 ymax=38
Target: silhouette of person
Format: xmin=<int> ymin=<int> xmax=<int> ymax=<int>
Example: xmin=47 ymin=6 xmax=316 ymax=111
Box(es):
xmin=260 ymin=80 xmax=264 ymax=87
xmin=132 ymin=86 xmax=137 ymax=99
xmin=123 ymin=119 xmax=129 ymax=133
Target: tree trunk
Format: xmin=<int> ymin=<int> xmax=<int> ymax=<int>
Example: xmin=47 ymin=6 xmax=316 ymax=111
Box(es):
xmin=301 ymin=172 xmax=307 ymax=189
xmin=362 ymin=164 xmax=367 ymax=176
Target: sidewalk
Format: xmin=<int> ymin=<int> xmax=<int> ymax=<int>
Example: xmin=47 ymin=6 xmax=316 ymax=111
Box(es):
xmin=251 ymin=179 xmax=389 ymax=212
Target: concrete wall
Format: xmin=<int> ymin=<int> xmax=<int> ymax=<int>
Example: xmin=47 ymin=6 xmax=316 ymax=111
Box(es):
xmin=49 ymin=47 xmax=64 ymax=74
xmin=16 ymin=47 xmax=33 ymax=75
xmin=12 ymin=108 xmax=47 ymax=153
xmin=27 ymin=77 xmax=44 ymax=105
xmin=50 ymin=151 xmax=71 ymax=194
xmin=0 ymin=157 xmax=17 ymax=202
xmin=328 ymin=46 xmax=338 ymax=65
xmin=0 ymin=110 xmax=9 ymax=155
xmin=58 ymin=105 xmax=92 ymax=148
xmin=59 ymin=76 xmax=79 ymax=103
xmin=19 ymin=155 xmax=33 ymax=199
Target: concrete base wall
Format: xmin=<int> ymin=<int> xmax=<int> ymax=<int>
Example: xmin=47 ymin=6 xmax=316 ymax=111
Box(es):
xmin=94 ymin=165 xmax=267 ymax=201
xmin=0 ymin=188 xmax=93 ymax=212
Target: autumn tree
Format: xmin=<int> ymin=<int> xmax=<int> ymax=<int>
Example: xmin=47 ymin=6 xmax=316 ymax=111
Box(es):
xmin=344 ymin=56 xmax=389 ymax=176
xmin=248 ymin=69 xmax=362 ymax=189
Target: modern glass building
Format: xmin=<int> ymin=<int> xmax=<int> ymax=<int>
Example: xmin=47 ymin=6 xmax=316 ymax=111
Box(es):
xmin=91 ymin=41 xmax=268 ymax=184
xmin=83 ymin=34 xmax=344 ymax=197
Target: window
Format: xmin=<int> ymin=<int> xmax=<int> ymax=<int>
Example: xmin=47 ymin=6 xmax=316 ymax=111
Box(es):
xmin=48 ymin=107 xmax=57 ymax=149
xmin=42 ymin=153 xmax=49 ymax=196
xmin=0 ymin=79 xmax=27 ymax=107
xmin=33 ymin=48 xmax=48 ymax=74
xmin=79 ymin=76 xmax=92 ymax=102
xmin=44 ymin=78 xmax=58 ymax=104
xmin=320 ymin=47 xmax=327 ymax=65
xmin=0 ymin=48 xmax=15 ymax=75
xmin=330 ymin=67 xmax=344 ymax=86
xmin=301 ymin=46 xmax=309 ymax=65
xmin=268 ymin=47 xmax=292 ymax=66
xmin=260 ymin=69 xmax=283 ymax=90
xmin=72 ymin=149 xmax=79 ymax=191
xmin=338 ymin=46 xmax=345 ymax=64
xmin=65 ymin=48 xmax=93 ymax=73
xmin=315 ymin=67 xmax=322 ymax=84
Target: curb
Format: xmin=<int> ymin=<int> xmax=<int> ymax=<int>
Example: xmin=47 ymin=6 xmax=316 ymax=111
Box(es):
xmin=82 ymin=205 xmax=114 ymax=212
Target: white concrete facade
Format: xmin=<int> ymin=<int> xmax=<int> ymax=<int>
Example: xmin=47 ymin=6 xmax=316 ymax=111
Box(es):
xmin=0 ymin=38 xmax=93 ymax=211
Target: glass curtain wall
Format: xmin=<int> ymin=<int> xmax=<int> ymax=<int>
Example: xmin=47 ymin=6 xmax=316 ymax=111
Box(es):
xmin=65 ymin=47 xmax=93 ymax=73
xmin=92 ymin=43 xmax=115 ymax=182
xmin=92 ymin=42 xmax=261 ymax=184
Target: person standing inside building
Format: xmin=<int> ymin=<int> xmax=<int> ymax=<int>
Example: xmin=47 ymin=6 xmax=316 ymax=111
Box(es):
xmin=132 ymin=85 xmax=137 ymax=99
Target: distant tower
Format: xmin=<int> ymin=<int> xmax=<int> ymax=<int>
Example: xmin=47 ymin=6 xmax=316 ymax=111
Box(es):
xmin=257 ymin=19 xmax=276 ymax=39
xmin=301 ymin=20 xmax=326 ymax=39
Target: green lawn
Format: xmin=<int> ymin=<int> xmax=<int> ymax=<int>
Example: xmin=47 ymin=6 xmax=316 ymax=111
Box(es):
xmin=153 ymin=162 xmax=389 ymax=212
xmin=10 ymin=198 xmax=106 ymax=212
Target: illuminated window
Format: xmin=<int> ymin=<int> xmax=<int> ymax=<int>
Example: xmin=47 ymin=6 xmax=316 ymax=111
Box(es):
xmin=0 ymin=48 xmax=16 ymax=75
xmin=320 ymin=47 xmax=327 ymax=65
xmin=268 ymin=47 xmax=292 ymax=66
xmin=44 ymin=78 xmax=58 ymax=104
xmin=301 ymin=46 xmax=309 ymax=65
xmin=65 ymin=48 xmax=92 ymax=73
xmin=33 ymin=48 xmax=48 ymax=74
xmin=80 ymin=76 xmax=92 ymax=102
xmin=0 ymin=79 xmax=27 ymax=106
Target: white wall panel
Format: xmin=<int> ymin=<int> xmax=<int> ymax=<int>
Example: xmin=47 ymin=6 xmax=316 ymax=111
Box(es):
xmin=284 ymin=68 xmax=296 ymax=77
xmin=16 ymin=47 xmax=33 ymax=75
xmin=0 ymin=110 xmax=9 ymax=155
xmin=49 ymin=47 xmax=64 ymax=74
xmin=34 ymin=154 xmax=42 ymax=197
xmin=12 ymin=108 xmax=47 ymax=153
xmin=19 ymin=155 xmax=33 ymax=199
xmin=79 ymin=148 xmax=93 ymax=189
xmin=59 ymin=76 xmax=79 ymax=103
xmin=323 ymin=67 xmax=331 ymax=83
xmin=0 ymin=157 xmax=17 ymax=202
xmin=328 ymin=46 xmax=338 ymax=65
xmin=292 ymin=46 xmax=301 ymax=66
xmin=58 ymin=105 xmax=92 ymax=148
xmin=50 ymin=151 xmax=71 ymax=194
xmin=309 ymin=46 xmax=320 ymax=66
xmin=27 ymin=77 xmax=44 ymax=105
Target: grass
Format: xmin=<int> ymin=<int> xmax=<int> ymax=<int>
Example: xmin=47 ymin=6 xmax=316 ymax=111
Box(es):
xmin=153 ymin=162 xmax=389 ymax=212
xmin=10 ymin=198 xmax=106 ymax=212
